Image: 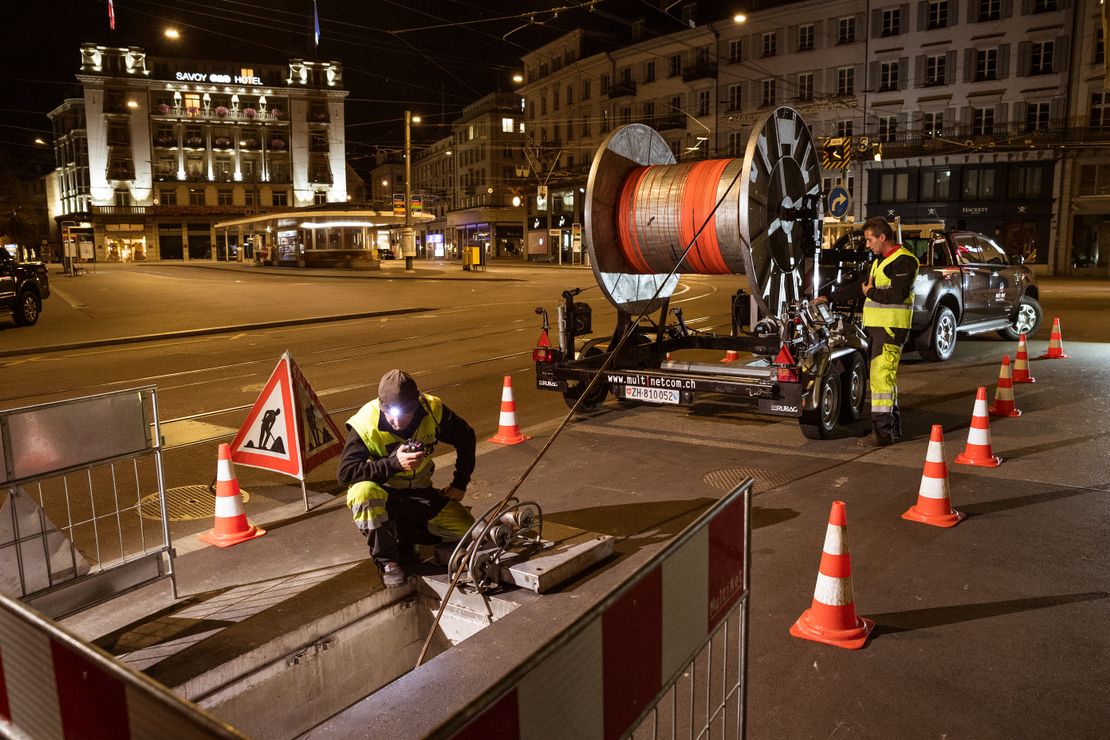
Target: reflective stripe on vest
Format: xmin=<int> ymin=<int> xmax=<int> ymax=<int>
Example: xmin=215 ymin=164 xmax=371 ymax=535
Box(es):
xmin=862 ymin=246 xmax=917 ymax=329
xmin=346 ymin=395 xmax=444 ymax=489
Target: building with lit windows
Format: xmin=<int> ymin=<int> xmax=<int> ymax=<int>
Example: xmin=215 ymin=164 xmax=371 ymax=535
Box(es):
xmin=46 ymin=43 xmax=349 ymax=263
xmin=516 ymin=0 xmax=1110 ymax=275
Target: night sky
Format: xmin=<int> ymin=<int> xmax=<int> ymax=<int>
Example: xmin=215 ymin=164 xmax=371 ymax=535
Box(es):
xmin=0 ymin=0 xmax=741 ymax=175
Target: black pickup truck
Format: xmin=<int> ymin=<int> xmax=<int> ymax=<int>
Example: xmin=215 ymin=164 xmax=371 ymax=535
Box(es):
xmin=824 ymin=230 xmax=1041 ymax=361
xmin=0 ymin=248 xmax=50 ymax=326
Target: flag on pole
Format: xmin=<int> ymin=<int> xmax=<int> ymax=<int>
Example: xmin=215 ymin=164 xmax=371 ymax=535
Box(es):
xmin=313 ymin=0 xmax=320 ymax=50
xmin=108 ymin=0 xmax=116 ymax=30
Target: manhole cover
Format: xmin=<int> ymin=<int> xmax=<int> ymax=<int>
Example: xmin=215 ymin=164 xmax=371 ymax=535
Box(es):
xmin=703 ymin=468 xmax=794 ymax=494
xmin=140 ymin=485 xmax=251 ymax=521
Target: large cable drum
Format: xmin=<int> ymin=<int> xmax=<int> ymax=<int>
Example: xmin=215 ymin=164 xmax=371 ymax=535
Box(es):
xmin=583 ymin=106 xmax=823 ymax=318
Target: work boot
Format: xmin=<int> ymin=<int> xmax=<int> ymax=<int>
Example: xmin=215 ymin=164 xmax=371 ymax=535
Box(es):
xmin=378 ymin=560 xmax=408 ymax=588
xmin=856 ymin=431 xmax=894 ymax=448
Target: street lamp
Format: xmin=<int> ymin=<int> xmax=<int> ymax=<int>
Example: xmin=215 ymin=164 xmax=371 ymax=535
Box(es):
xmin=403 ymin=111 xmax=421 ymax=271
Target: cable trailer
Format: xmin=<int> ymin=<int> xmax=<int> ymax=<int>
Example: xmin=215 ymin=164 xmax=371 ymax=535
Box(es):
xmin=531 ymin=107 xmax=870 ymax=440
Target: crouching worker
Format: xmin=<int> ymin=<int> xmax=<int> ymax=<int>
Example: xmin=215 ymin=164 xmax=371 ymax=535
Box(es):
xmin=337 ymin=369 xmax=476 ymax=587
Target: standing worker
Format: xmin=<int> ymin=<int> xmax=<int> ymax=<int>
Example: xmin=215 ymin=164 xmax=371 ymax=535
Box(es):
xmin=338 ymin=370 xmax=476 ymax=587
xmin=817 ymin=216 xmax=919 ymax=446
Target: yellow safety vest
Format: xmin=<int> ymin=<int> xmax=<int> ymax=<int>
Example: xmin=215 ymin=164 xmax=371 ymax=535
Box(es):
xmin=862 ymin=247 xmax=918 ymax=329
xmin=346 ymin=394 xmax=443 ymax=490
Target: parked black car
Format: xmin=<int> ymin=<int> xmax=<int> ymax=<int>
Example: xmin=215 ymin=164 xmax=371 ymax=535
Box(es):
xmin=822 ymin=229 xmax=1041 ymax=361
xmin=0 ymin=248 xmax=50 ymax=326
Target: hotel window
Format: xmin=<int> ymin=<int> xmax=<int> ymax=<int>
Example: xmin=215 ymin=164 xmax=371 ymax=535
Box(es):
xmin=185 ymin=156 xmax=204 ymax=179
xmin=502 ymin=117 xmax=514 ymax=133
xmin=836 ymin=67 xmax=854 ymax=96
xmin=155 ymin=156 xmax=175 ymax=176
xmin=879 ymin=172 xmax=910 ymax=202
xmin=582 ymin=80 xmax=591 ymax=100
xmin=314 ymin=192 xmax=327 ymax=206
xmin=643 ymin=101 xmax=655 ymax=119
xmin=114 ymin=189 xmax=131 ymax=207
xmin=976 ymin=49 xmax=998 ymax=81
xmin=245 ymin=189 xmax=259 ymax=208
xmin=272 ymin=191 xmax=288 ymax=206
xmin=920 ymin=170 xmax=951 ymax=200
xmin=927 ymin=0 xmax=948 ymax=29
xmin=644 ymin=61 xmax=655 ymax=83
xmin=581 ymin=116 xmax=590 ymax=136
xmin=215 ymin=157 xmax=233 ymax=181
xmin=977 ymin=0 xmax=1000 ymax=21
xmin=878 ymin=115 xmax=898 ymax=142
xmin=217 ymin=189 xmax=233 ymax=206
xmin=729 ymin=39 xmax=743 ymax=63
xmin=761 ymin=32 xmax=776 ymax=58
xmin=835 ymin=120 xmax=854 ymax=137
xmin=1089 ymin=92 xmax=1110 ymax=130
xmin=879 ymin=61 xmax=899 ymax=91
xmin=668 ymin=54 xmax=681 ymax=77
xmin=923 ymin=111 xmax=944 ymax=136
xmin=183 ymin=93 xmax=201 ymax=113
xmin=159 ymin=188 xmax=177 ymax=205
xmin=962 ymin=169 xmax=995 ymax=199
xmin=696 ymin=90 xmax=709 ymax=117
xmin=1030 ymin=41 xmax=1054 ymax=75
xmin=881 ymin=8 xmax=901 ymax=36
xmin=798 ymin=24 xmax=814 ymax=51
xmin=973 ymin=107 xmax=995 ymax=135
xmin=553 ymin=88 xmax=560 ymax=110
xmin=1026 ymin=102 xmax=1050 ymax=132
xmin=727 ymin=83 xmax=741 ymax=110
xmin=925 ymin=55 xmax=946 ymax=86
xmin=838 ymin=17 xmax=856 ymax=44
xmin=797 ymin=73 xmax=814 ymax=102
xmin=1032 ymin=0 xmax=1056 ymax=12
xmin=188 ymin=188 xmax=205 ymax=206
xmin=760 ymin=79 xmax=776 ymax=107
xmin=1096 ymin=26 xmax=1104 ymax=64
xmin=727 ymin=131 xmax=741 ymax=156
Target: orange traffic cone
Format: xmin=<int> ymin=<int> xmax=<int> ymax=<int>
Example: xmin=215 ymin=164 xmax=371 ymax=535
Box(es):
xmin=789 ymin=501 xmax=874 ymax=650
xmin=954 ymin=387 xmax=1002 ymax=468
xmin=488 ymin=375 xmax=531 ymax=445
xmin=988 ymin=355 xmax=1021 ymax=417
xmin=199 ymin=444 xmax=265 ymax=547
xmin=720 ymin=349 xmax=740 ymax=364
xmin=902 ymin=425 xmax=965 ymax=528
xmin=1012 ymin=334 xmax=1036 ymax=383
xmin=1037 ymin=317 xmax=1069 ymax=359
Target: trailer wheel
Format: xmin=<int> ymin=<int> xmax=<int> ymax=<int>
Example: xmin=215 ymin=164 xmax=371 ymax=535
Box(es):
xmin=800 ymin=370 xmax=841 ymax=440
xmin=563 ymin=343 xmax=609 ymax=410
xmin=839 ymin=353 xmax=867 ymax=423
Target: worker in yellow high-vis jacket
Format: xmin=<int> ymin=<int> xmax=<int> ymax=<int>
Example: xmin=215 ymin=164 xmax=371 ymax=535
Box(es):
xmin=337 ymin=370 xmax=475 ymax=587
xmin=819 ymin=217 xmax=919 ymax=447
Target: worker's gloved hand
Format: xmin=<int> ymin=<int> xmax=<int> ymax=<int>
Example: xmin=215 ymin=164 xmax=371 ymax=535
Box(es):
xmin=396 ymin=448 xmax=425 ymax=471
xmin=441 ymin=485 xmax=466 ymax=501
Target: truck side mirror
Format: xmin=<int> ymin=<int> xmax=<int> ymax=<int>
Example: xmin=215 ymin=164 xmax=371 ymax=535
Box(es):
xmin=1009 ymin=254 xmax=1025 ymax=266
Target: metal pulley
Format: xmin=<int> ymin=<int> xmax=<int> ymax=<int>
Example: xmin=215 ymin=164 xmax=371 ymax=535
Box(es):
xmin=583 ymin=107 xmax=823 ymax=318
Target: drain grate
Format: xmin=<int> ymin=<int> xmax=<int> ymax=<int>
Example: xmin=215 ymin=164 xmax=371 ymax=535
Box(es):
xmin=140 ymin=485 xmax=251 ymax=521
xmin=703 ymin=468 xmax=794 ymax=494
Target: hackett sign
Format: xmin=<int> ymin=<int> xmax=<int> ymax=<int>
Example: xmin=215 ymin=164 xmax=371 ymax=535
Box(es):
xmin=175 ymin=71 xmax=263 ymax=85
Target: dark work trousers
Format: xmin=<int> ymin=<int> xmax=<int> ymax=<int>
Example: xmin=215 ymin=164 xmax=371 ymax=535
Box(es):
xmin=366 ymin=487 xmax=447 ymax=566
xmin=866 ymin=325 xmax=909 ymax=439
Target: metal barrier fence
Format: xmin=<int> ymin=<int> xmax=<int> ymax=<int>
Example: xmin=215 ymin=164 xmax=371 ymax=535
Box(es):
xmin=0 ymin=387 xmax=176 ymax=618
xmin=0 ymin=592 xmax=243 ymax=739
xmin=443 ymin=480 xmax=752 ymax=740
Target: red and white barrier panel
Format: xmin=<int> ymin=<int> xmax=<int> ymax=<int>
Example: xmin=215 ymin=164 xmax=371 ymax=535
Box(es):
xmin=450 ymin=483 xmax=752 ymax=740
xmin=0 ymin=594 xmax=242 ymax=739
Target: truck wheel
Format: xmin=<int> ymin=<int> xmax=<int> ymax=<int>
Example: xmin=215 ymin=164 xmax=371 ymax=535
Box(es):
xmin=918 ymin=305 xmax=957 ymax=362
xmin=800 ymin=370 xmax=841 ymax=440
xmin=12 ymin=291 xmax=41 ymax=326
xmin=998 ymin=295 xmax=1043 ymax=341
xmin=839 ymin=353 xmax=867 ymax=423
xmin=563 ymin=343 xmax=608 ymax=411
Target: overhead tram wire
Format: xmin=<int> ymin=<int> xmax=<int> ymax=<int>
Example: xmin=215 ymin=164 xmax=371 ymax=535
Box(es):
xmin=415 ymin=142 xmax=751 ymax=669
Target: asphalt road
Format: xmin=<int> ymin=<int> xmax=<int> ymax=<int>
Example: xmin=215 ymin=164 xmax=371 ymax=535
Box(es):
xmin=2 ymin=261 xmax=1109 ymax=738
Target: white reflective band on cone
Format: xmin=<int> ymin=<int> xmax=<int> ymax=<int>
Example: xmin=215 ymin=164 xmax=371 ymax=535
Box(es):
xmin=499 ymin=412 xmax=516 ymax=425
xmin=813 ymin=572 xmax=854 ymax=606
xmin=215 ymin=495 xmax=245 ymax=518
xmin=926 ymin=440 xmax=944 ymax=462
xmin=918 ymin=475 xmax=949 ymax=500
xmin=822 ymin=524 xmax=847 ymax=556
xmin=973 ymin=400 xmax=989 ymax=416
xmin=217 ymin=458 xmax=233 ymax=480
xmin=967 ymin=427 xmax=992 ymax=445
xmin=502 ymin=387 xmax=513 ymax=401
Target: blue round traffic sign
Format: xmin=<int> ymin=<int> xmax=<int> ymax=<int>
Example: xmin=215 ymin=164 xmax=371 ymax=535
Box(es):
xmin=827 ymin=186 xmax=851 ymax=218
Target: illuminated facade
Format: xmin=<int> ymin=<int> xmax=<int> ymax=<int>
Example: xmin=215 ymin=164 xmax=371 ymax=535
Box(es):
xmin=46 ymin=43 xmax=348 ymax=262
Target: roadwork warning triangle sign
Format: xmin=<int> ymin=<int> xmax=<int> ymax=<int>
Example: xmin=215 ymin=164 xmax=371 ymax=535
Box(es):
xmin=230 ymin=352 xmax=344 ymax=479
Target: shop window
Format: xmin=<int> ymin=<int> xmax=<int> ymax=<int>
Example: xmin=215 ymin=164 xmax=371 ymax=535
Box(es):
xmin=920 ymin=169 xmax=951 ymax=200
xmin=962 ymin=168 xmax=996 ymax=199
xmin=879 ymin=172 xmax=910 ymax=202
xmin=1009 ymin=166 xmax=1044 ymax=198
xmin=1078 ymin=164 xmax=1110 ymax=196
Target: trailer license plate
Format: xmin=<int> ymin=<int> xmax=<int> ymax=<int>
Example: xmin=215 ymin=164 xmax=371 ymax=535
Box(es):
xmin=624 ymin=385 xmax=680 ymax=404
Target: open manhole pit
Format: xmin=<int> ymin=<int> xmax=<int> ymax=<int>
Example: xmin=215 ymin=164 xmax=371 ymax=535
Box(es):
xmin=703 ymin=467 xmax=795 ymax=494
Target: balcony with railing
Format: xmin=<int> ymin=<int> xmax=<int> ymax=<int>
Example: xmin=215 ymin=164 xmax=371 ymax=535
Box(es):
xmin=607 ymin=81 xmax=637 ymax=99
xmin=878 ymin=120 xmax=1110 ymax=158
xmin=152 ymin=105 xmax=284 ymax=122
xmin=682 ymin=61 xmax=717 ymax=82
